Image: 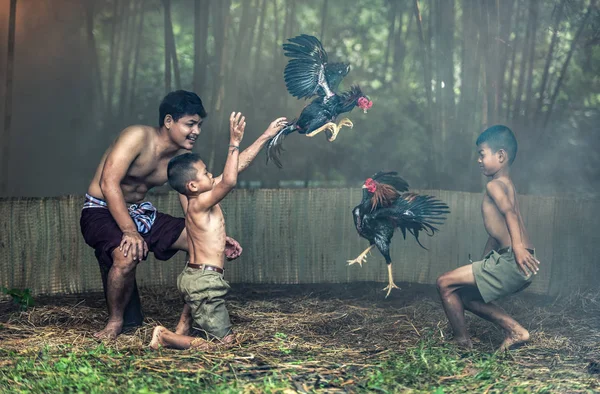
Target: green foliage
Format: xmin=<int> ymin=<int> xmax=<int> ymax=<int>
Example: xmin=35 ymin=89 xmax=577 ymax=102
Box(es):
xmin=1 ymin=287 xmax=34 ymax=311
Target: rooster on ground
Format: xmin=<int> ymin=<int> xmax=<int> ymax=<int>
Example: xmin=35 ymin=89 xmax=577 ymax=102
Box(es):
xmin=348 ymin=172 xmax=450 ymax=297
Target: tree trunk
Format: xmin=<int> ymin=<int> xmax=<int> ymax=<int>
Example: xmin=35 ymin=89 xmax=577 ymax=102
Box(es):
xmin=434 ymin=0 xmax=442 ymax=134
xmin=534 ymin=0 xmax=566 ymax=125
xmin=230 ymin=0 xmax=253 ymax=103
xmin=129 ymin=0 xmax=146 ymax=114
xmin=163 ymin=0 xmax=171 ymax=94
xmin=272 ymin=0 xmax=280 ymax=75
xmin=252 ymin=0 xmax=267 ymax=75
xmin=1 ymin=0 xmax=17 ymax=195
xmin=523 ymin=0 xmax=538 ymax=125
xmin=511 ymin=1 xmax=532 ymax=122
xmin=391 ymin=6 xmax=405 ymax=89
xmin=233 ymin=0 xmax=252 ymax=67
xmin=505 ymin=0 xmax=522 ymax=120
xmin=243 ymin=0 xmax=259 ymax=68
xmin=193 ymin=0 xmax=210 ymax=94
xmin=413 ymin=0 xmax=435 ymax=187
xmin=118 ymin=0 xmax=138 ymax=123
xmin=383 ymin=0 xmax=398 ymax=78
xmin=164 ymin=0 xmax=181 ymax=90
xmin=208 ymin=0 xmax=231 ymax=171
xmin=85 ymin=1 xmax=104 ymax=114
xmin=495 ymin=0 xmax=516 ymax=121
xmin=480 ymin=1 xmax=490 ymax=127
xmin=543 ymin=3 xmax=594 ymax=129
xmin=106 ymin=0 xmax=122 ymax=119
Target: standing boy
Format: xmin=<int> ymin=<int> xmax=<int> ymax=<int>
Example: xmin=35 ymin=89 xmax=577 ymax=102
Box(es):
xmin=436 ymin=125 xmax=541 ymax=351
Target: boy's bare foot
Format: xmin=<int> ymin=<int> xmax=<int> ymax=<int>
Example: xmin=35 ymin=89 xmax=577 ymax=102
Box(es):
xmin=220 ymin=333 xmax=236 ymax=346
xmin=93 ymin=320 xmax=123 ymax=340
xmin=497 ymin=326 xmax=530 ymax=352
xmin=452 ymin=337 xmax=473 ymax=350
xmin=149 ymin=326 xmax=167 ymax=349
xmin=175 ymin=319 xmax=191 ymax=336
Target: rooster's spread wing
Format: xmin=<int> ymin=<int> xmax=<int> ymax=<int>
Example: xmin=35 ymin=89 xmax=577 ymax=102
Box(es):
xmin=283 ymin=34 xmax=333 ymax=100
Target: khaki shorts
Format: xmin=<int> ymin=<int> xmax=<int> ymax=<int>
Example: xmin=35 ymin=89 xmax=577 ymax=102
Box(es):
xmin=177 ymin=267 xmax=232 ymax=339
xmin=472 ymin=248 xmax=535 ymax=303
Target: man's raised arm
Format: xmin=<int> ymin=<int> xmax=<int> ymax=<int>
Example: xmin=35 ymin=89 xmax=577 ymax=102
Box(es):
xmin=237 ymin=117 xmax=287 ymax=173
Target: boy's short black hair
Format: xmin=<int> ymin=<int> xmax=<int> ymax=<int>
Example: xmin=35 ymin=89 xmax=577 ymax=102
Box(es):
xmin=476 ymin=124 xmax=518 ymax=165
xmin=168 ymin=153 xmax=203 ymax=194
xmin=159 ymin=90 xmax=207 ymax=127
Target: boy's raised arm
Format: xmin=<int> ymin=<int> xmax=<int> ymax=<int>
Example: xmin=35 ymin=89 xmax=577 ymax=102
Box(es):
xmin=196 ymin=112 xmax=246 ymax=210
xmin=486 ymin=180 xmax=540 ymax=276
xmin=100 ymin=127 xmax=148 ymax=260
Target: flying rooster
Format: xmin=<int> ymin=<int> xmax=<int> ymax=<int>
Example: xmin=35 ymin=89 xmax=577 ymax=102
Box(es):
xmin=266 ymin=34 xmax=373 ymax=168
xmin=348 ymin=172 xmax=450 ymax=297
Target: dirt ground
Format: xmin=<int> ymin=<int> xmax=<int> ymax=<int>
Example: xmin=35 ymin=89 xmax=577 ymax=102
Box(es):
xmin=1 ymin=282 xmax=599 ymax=392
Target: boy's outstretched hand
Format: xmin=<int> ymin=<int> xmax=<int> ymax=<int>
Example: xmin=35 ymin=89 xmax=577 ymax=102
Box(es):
xmin=514 ymin=246 xmax=540 ymax=276
xmin=230 ymin=112 xmax=246 ymax=144
xmin=225 ymin=236 xmax=243 ymax=261
xmin=263 ymin=117 xmax=288 ymax=138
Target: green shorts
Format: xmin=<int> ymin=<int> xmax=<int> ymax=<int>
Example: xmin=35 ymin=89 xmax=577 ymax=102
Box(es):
xmin=177 ymin=267 xmax=232 ymax=339
xmin=472 ymin=248 xmax=535 ymax=303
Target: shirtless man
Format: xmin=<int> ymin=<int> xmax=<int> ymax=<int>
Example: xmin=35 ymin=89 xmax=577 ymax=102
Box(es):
xmin=149 ymin=112 xmax=257 ymax=349
xmin=80 ymin=90 xmax=285 ymax=339
xmin=436 ymin=125 xmax=541 ymax=351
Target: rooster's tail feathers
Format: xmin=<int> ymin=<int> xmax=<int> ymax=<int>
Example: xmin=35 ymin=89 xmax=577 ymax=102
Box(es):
xmin=266 ymin=124 xmax=296 ymax=168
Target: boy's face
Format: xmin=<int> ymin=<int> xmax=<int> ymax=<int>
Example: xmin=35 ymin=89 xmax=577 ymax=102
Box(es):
xmin=165 ymin=114 xmax=203 ymax=150
xmin=477 ymin=143 xmax=503 ymax=177
xmin=187 ymin=160 xmax=214 ymax=194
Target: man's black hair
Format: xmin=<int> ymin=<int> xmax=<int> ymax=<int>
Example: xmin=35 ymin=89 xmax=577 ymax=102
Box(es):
xmin=159 ymin=90 xmax=207 ymax=127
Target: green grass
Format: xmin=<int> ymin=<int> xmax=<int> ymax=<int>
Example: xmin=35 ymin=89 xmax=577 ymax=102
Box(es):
xmin=1 ymin=336 xmax=593 ymax=393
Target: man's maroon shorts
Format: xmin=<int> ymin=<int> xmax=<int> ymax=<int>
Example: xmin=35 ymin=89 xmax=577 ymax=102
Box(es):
xmin=80 ymin=207 xmax=185 ymax=267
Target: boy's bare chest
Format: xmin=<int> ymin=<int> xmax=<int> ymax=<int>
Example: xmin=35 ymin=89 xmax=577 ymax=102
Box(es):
xmin=189 ymin=205 xmax=225 ymax=233
xmin=481 ymin=193 xmax=501 ymax=216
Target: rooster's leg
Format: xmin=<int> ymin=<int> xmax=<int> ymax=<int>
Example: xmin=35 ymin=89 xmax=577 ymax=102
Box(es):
xmin=328 ymin=118 xmax=354 ymax=142
xmin=305 ymin=122 xmax=337 ymax=138
xmin=382 ymin=264 xmax=401 ymax=298
xmin=347 ymin=245 xmax=375 ymax=267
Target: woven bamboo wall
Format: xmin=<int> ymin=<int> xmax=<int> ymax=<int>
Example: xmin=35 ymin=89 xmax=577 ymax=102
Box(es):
xmin=1 ymin=190 xmax=598 ymax=296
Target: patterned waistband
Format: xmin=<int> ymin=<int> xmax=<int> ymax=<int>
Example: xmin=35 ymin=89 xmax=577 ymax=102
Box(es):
xmin=82 ymin=193 xmax=157 ymax=234
xmin=83 ymin=193 xmax=108 ymax=209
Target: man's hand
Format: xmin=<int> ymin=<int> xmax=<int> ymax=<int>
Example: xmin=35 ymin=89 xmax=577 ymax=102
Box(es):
xmin=119 ymin=230 xmax=148 ymax=261
xmin=513 ymin=246 xmax=540 ymax=277
xmin=262 ymin=117 xmax=288 ymax=139
xmin=225 ymin=236 xmax=243 ymax=261
xmin=230 ymin=112 xmax=246 ymax=144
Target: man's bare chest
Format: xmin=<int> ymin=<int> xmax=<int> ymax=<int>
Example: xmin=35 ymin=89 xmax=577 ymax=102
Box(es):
xmin=125 ymin=156 xmax=170 ymax=188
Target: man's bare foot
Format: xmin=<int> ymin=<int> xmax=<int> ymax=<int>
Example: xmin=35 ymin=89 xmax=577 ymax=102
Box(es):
xmin=497 ymin=326 xmax=530 ymax=352
xmin=149 ymin=326 xmax=167 ymax=350
xmin=93 ymin=320 xmax=123 ymax=340
xmin=452 ymin=337 xmax=473 ymax=350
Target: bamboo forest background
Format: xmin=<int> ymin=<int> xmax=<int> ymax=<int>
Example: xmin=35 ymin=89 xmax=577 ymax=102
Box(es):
xmin=0 ymin=0 xmax=598 ymax=197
